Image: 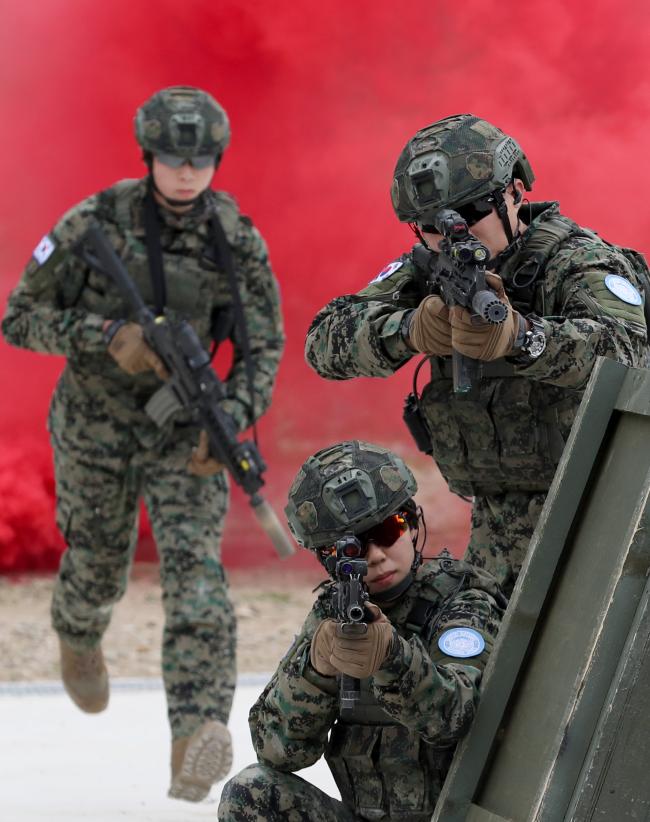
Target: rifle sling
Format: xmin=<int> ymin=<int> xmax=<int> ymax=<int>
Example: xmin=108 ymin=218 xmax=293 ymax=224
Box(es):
xmin=143 ymin=184 xmax=167 ymax=316
xmin=208 ymin=212 xmax=258 ymax=442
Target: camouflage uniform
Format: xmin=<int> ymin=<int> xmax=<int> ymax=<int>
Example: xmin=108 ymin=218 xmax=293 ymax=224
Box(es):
xmin=2 ymin=177 xmax=285 ymax=737
xmin=218 ymin=557 xmax=505 ymax=821
xmin=305 ymin=202 xmax=647 ymax=595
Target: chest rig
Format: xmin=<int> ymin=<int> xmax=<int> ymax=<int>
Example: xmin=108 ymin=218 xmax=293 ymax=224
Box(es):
xmin=324 ymin=563 xmax=470 ymax=821
xmin=64 ymin=178 xmax=255 ymax=438
xmin=405 ymin=209 xmax=590 ymax=498
xmin=86 ymin=179 xmax=244 ymax=348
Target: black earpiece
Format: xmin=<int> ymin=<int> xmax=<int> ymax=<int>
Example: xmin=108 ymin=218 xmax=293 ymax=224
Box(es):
xmin=513 ymin=189 xmax=522 ymax=205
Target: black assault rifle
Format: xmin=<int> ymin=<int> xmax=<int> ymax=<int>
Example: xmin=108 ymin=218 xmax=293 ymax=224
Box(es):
xmin=421 ymin=208 xmax=509 ymax=393
xmin=326 ymin=535 xmax=370 ymax=713
xmin=81 ymin=225 xmax=295 ymax=559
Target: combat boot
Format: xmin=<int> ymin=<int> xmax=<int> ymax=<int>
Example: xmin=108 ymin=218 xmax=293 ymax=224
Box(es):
xmin=59 ymin=638 xmax=109 ymax=713
xmin=168 ymin=719 xmax=232 ymax=802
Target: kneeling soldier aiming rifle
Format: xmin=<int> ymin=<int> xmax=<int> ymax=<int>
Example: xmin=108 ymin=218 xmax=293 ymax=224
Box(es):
xmin=219 ymin=439 xmax=507 ymax=822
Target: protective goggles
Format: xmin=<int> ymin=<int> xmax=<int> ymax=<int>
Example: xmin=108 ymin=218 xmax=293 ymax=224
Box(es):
xmin=320 ymin=512 xmax=410 ymax=559
xmin=418 ymin=191 xmax=500 ymax=233
xmin=155 ymin=152 xmax=216 ymax=170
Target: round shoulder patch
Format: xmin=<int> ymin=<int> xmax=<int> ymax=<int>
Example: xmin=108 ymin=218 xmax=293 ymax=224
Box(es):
xmin=438 ymin=627 xmax=485 ymax=659
xmin=604 ymin=274 xmax=643 ymax=306
xmin=369 ymin=260 xmax=403 ymax=285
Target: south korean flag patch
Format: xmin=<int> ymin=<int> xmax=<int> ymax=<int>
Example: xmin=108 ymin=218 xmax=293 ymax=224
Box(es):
xmin=32 ymin=235 xmax=56 ymax=265
xmin=369 ymin=260 xmax=403 ymax=284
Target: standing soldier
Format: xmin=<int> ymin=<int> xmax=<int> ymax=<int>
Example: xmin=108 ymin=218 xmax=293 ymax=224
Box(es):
xmin=218 ymin=439 xmax=505 ymax=821
xmin=305 ymin=114 xmax=648 ymax=595
xmin=2 ymin=85 xmax=285 ymax=801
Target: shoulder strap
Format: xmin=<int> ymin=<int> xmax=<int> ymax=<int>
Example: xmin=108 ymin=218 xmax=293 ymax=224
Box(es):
xmin=113 ymin=179 xmax=140 ymax=231
xmin=143 ymin=184 xmax=167 ymax=315
xmin=507 ymin=214 xmax=582 ymax=311
xmin=209 ymin=211 xmax=258 ymax=439
xmin=405 ymin=560 xmax=470 ymax=641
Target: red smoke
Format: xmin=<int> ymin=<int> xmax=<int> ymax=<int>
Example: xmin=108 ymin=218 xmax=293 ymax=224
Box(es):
xmin=1 ymin=0 xmax=649 ymax=571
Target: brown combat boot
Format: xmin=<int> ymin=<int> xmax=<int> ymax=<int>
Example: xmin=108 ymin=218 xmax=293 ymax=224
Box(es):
xmin=59 ymin=638 xmax=109 ymax=714
xmin=168 ymin=720 xmax=232 ymax=802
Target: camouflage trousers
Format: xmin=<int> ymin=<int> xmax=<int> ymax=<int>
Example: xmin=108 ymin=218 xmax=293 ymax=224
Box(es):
xmin=48 ymin=395 xmax=236 ymax=739
xmin=218 ymin=764 xmax=356 ymax=822
xmin=464 ymin=491 xmax=547 ymax=597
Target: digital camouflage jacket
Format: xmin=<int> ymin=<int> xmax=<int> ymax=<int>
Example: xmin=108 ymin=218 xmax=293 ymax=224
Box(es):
xmin=305 ymin=203 xmax=647 ymax=496
xmin=2 ymin=178 xmax=285 ymax=448
xmin=249 ymin=559 xmax=505 ymax=821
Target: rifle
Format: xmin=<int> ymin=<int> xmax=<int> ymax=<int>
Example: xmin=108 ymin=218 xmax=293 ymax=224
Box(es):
xmin=81 ymin=225 xmax=295 ymax=559
xmin=326 ymin=535 xmax=369 ymax=713
xmin=427 ymin=208 xmax=509 ymax=393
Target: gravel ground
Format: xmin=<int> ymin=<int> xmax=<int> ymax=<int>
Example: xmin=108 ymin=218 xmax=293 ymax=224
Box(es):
xmin=0 ymin=563 xmax=324 ymax=681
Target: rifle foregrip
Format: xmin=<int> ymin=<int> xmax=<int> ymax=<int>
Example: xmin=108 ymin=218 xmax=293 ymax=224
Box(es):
xmin=452 ymin=349 xmax=478 ymax=394
xmin=339 ymin=673 xmax=361 ymax=713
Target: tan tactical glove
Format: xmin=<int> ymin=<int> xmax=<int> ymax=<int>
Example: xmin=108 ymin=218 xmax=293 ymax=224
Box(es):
xmin=450 ymin=274 xmax=521 ymax=361
xmin=330 ymin=604 xmax=395 ymax=679
xmin=407 ymin=296 xmax=453 ymax=356
xmin=187 ymin=431 xmax=225 ymax=477
xmin=408 ymin=294 xmax=451 ymax=357
xmin=310 ymin=619 xmax=338 ymax=677
xmin=107 ymin=322 xmax=169 ymax=380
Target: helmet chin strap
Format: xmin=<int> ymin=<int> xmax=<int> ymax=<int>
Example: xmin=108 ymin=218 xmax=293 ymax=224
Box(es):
xmin=371 ymin=570 xmax=416 ymax=604
xmin=492 ymin=188 xmax=514 ymax=245
xmin=148 ymin=174 xmax=203 ymax=209
xmin=369 ymin=513 xmax=425 ymax=604
xmin=487 ymin=187 xmax=525 ymax=272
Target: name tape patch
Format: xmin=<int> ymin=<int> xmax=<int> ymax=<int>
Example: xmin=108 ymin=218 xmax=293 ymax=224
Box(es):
xmin=33 ymin=235 xmax=56 ymax=265
xmin=604 ymin=274 xmax=643 ymax=306
xmin=438 ymin=627 xmax=485 ymax=659
xmin=369 ymin=260 xmax=403 ymax=284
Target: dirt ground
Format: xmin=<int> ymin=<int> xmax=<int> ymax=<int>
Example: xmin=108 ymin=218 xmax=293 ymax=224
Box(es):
xmin=0 ymin=563 xmax=324 ymax=681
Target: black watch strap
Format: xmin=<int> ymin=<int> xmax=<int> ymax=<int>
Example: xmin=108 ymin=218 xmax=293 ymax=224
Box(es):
xmin=103 ymin=318 xmax=127 ymax=347
xmin=400 ymin=310 xmax=416 ymax=346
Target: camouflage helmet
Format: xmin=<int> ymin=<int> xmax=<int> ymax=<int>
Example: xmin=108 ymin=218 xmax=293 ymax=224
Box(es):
xmin=285 ymin=440 xmax=417 ymax=549
xmin=134 ymin=85 xmax=230 ymax=159
xmin=391 ymin=114 xmax=535 ymax=224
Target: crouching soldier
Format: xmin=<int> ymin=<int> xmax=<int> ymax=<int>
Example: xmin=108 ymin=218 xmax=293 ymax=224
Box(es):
xmin=218 ymin=439 xmax=507 ymax=821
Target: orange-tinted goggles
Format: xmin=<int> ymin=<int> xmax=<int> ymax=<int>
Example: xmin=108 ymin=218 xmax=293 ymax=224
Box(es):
xmin=321 ymin=512 xmax=410 ymax=559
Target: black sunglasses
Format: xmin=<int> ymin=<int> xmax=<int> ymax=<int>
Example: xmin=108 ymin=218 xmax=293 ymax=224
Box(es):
xmin=155 ymin=152 xmax=216 ymax=170
xmin=418 ymin=192 xmax=500 ymax=233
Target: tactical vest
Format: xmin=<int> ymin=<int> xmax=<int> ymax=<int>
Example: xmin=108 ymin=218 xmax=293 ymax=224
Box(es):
xmin=414 ymin=211 xmax=642 ymax=497
xmin=51 ymin=179 xmax=246 ymax=448
xmin=324 ymin=562 xmax=482 ymax=821
xmin=67 ymin=179 xmax=241 ymax=383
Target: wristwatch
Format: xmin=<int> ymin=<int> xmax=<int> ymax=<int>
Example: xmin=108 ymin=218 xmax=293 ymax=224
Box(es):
xmin=400 ymin=309 xmax=416 ymax=349
xmin=516 ymin=315 xmax=547 ymax=362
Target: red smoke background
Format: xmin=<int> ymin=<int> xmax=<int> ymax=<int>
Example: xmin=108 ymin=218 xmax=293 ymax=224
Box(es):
xmin=1 ymin=0 xmax=649 ymax=572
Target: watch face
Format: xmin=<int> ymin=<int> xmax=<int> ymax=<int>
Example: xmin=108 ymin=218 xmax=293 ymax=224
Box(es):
xmin=527 ymin=331 xmax=546 ymax=359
